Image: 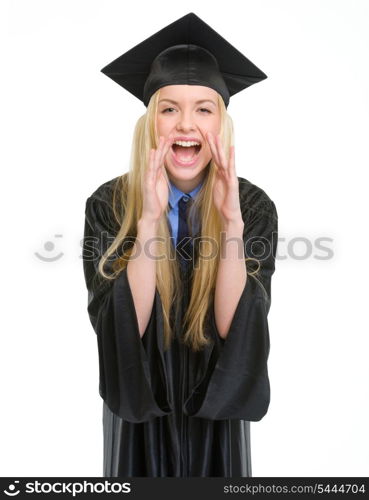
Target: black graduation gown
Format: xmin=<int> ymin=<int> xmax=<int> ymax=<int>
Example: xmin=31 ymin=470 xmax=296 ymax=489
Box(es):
xmin=82 ymin=175 xmax=278 ymax=477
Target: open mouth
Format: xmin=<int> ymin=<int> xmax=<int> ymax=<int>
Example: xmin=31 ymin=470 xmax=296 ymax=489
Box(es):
xmin=171 ymin=143 xmax=202 ymax=162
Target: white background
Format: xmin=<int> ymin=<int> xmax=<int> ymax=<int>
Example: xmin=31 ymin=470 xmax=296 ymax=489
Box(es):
xmin=1 ymin=0 xmax=368 ymax=477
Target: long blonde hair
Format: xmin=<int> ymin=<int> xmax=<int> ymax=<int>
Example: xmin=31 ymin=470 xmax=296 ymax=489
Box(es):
xmin=98 ymin=87 xmax=242 ymax=352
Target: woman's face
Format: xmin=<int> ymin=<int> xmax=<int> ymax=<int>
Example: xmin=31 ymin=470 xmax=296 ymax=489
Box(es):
xmin=156 ymin=85 xmax=221 ymax=190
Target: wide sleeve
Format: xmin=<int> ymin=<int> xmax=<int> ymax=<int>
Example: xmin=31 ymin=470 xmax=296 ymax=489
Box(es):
xmin=183 ymin=197 xmax=278 ymax=421
xmin=82 ymin=195 xmax=173 ymax=423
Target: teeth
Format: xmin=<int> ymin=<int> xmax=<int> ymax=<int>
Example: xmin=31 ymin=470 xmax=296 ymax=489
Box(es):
xmin=173 ymin=140 xmax=201 ymax=147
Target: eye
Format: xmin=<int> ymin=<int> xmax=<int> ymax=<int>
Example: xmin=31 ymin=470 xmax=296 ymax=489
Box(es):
xmin=161 ymin=107 xmax=212 ymax=114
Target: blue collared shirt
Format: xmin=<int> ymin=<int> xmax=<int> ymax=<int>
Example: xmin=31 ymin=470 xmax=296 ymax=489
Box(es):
xmin=168 ymin=180 xmax=203 ymax=245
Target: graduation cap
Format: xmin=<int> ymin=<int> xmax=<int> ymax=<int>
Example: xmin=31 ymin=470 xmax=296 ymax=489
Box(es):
xmin=100 ymin=12 xmax=267 ymax=108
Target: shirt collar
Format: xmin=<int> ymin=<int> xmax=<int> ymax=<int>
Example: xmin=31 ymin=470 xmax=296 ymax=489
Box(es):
xmin=168 ymin=179 xmax=204 ymax=209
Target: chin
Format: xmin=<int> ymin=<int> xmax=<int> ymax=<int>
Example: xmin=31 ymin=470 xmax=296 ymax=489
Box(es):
xmin=167 ymin=162 xmax=207 ymax=179
xmin=166 ymin=155 xmax=211 ymax=175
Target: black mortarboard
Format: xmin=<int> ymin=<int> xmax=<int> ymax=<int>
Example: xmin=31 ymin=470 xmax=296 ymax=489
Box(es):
xmin=100 ymin=12 xmax=267 ymax=108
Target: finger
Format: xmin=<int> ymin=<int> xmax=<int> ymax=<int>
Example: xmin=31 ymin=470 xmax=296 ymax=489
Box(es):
xmin=147 ymin=148 xmax=155 ymax=171
xmin=229 ymin=145 xmax=236 ymax=178
xmin=153 ymin=136 xmax=165 ymax=171
xmin=159 ymin=134 xmax=174 ymax=168
xmin=154 ymin=136 xmax=172 ymax=182
xmin=215 ymin=134 xmax=228 ymax=171
xmin=148 ymin=149 xmax=157 ymax=183
xmin=144 ymin=149 xmax=154 ymax=191
xmin=206 ymin=131 xmax=221 ymax=167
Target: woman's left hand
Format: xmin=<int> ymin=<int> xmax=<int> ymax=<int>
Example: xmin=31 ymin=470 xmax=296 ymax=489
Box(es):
xmin=206 ymin=132 xmax=243 ymax=227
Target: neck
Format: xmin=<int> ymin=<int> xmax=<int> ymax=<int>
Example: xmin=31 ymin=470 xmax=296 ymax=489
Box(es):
xmin=168 ymin=168 xmax=208 ymax=193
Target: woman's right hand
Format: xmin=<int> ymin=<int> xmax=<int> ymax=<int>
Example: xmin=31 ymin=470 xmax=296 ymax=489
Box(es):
xmin=141 ymin=135 xmax=174 ymax=223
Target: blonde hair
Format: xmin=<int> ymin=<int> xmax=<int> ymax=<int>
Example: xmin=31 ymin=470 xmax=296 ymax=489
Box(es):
xmin=97 ymin=87 xmax=258 ymax=351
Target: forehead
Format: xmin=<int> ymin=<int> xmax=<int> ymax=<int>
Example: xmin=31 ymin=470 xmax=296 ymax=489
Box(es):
xmin=158 ymin=85 xmax=218 ymax=104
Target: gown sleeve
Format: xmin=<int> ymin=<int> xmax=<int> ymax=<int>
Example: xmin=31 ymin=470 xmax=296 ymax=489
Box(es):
xmin=83 ymin=194 xmax=172 ymax=423
xmin=183 ymin=191 xmax=278 ymax=421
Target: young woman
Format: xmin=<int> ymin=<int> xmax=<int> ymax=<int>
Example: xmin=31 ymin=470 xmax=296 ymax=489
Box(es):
xmin=83 ymin=13 xmax=278 ymax=477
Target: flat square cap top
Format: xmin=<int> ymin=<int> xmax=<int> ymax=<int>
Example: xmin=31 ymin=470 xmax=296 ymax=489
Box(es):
xmin=101 ymin=12 xmax=267 ymax=107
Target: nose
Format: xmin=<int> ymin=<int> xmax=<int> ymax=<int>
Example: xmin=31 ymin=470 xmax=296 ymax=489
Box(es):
xmin=175 ymin=110 xmax=196 ymax=132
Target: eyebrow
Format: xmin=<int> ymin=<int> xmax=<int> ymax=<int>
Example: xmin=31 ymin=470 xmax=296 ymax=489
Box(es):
xmin=158 ymin=98 xmax=217 ymax=107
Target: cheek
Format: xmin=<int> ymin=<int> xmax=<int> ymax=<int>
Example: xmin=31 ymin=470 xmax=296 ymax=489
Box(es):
xmin=196 ymin=144 xmax=211 ymax=165
xmin=201 ymin=120 xmax=220 ymax=142
xmin=156 ymin=117 xmax=164 ymax=132
xmin=156 ymin=116 xmax=170 ymax=133
xmin=201 ymin=142 xmax=209 ymax=154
